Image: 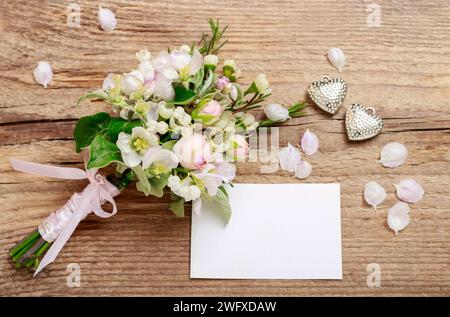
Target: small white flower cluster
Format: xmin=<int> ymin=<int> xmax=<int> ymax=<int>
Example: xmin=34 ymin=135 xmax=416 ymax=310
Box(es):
xmin=168 ymin=175 xmax=201 ymax=202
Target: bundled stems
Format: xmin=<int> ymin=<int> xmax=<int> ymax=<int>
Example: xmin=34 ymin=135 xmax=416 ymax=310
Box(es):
xmin=9 ymin=169 xmax=134 ymax=270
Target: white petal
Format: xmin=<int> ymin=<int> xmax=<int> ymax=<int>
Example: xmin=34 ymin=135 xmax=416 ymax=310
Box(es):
xmin=294 ymin=160 xmax=312 ymax=179
xmin=300 ymin=129 xmax=319 ymax=155
xmin=363 ymin=181 xmax=386 ymax=211
xmin=327 ymin=47 xmax=345 ymax=72
xmin=122 ymin=151 xmax=141 ymax=168
xmin=387 ymin=202 xmax=410 ymax=235
xmin=278 ymin=143 xmax=301 ymax=172
xmin=98 ymin=6 xmax=116 ymax=32
xmin=33 ymin=61 xmax=53 ymax=88
xmin=394 ymin=179 xmax=424 ymax=203
xmin=189 ymin=49 xmax=204 ymax=75
xmin=102 ymin=73 xmax=116 ymax=90
xmin=379 ymin=142 xmax=408 ymax=168
xmin=170 ymin=50 xmax=191 ymax=70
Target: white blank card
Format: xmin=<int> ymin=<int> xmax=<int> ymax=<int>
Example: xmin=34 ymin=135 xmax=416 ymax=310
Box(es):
xmin=190 ymin=183 xmax=342 ymax=279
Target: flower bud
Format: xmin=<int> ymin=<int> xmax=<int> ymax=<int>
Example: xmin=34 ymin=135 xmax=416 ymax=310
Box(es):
xmin=204 ymin=54 xmax=218 ymax=69
xmin=254 ymin=74 xmax=270 ymax=94
xmin=264 ymin=103 xmax=289 ymax=122
xmin=192 ymin=99 xmax=223 ymax=125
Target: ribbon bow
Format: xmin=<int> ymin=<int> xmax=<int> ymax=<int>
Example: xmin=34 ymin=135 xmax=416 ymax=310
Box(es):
xmin=9 ymin=157 xmax=120 ymax=276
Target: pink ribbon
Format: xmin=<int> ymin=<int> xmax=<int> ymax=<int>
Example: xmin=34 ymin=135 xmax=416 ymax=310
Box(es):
xmin=9 ymin=157 xmax=121 ymax=276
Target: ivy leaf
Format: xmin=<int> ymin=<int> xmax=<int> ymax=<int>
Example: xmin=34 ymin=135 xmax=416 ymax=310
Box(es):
xmin=107 ymin=118 xmax=142 ymax=142
xmin=169 ymin=85 xmax=197 ymax=105
xmin=87 ymin=134 xmax=122 ymax=169
xmin=169 ymin=194 xmax=185 ymax=217
xmin=73 ymin=112 xmax=111 ymax=152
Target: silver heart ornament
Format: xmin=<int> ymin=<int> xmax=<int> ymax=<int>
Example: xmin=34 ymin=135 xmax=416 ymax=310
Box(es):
xmin=307 ymin=75 xmax=347 ymax=114
xmin=345 ymin=104 xmax=383 ymax=141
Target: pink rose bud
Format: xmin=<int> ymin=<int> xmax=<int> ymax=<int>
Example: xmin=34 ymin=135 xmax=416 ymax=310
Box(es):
xmin=192 ymin=100 xmax=223 ymax=125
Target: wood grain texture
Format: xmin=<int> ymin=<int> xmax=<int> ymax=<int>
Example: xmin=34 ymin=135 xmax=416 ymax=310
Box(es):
xmin=1 ymin=0 xmax=450 ymax=296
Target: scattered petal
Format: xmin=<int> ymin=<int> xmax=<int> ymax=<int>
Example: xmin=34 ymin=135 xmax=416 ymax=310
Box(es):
xmin=300 ymin=129 xmax=319 ymax=155
xmin=278 ymin=143 xmax=301 ymax=172
xmin=327 ymin=47 xmax=346 ymax=72
xmin=394 ymin=178 xmax=424 ymax=203
xmin=379 ymin=142 xmax=408 ymax=168
xmin=33 ymin=61 xmax=53 ymax=88
xmin=364 ymin=181 xmax=386 ymax=211
xmin=98 ymin=6 xmax=116 ymax=32
xmin=387 ymin=202 xmax=410 ymax=235
xmin=294 ymin=160 xmax=312 ymax=179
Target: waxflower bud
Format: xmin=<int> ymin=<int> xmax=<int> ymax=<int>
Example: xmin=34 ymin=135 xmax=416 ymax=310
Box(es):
xmin=204 ymin=54 xmax=218 ymax=69
xmin=223 ymin=59 xmax=239 ymax=81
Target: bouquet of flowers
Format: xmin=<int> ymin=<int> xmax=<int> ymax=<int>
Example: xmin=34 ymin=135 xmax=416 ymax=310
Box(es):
xmin=9 ymin=19 xmax=306 ymax=275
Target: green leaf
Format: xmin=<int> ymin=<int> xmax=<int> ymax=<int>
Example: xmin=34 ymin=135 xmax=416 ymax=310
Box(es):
xmin=132 ymin=165 xmax=152 ymax=196
xmin=204 ymin=186 xmax=232 ymax=224
xmin=87 ymin=134 xmax=122 ymax=169
xmin=169 ymin=194 xmax=185 ymax=217
xmin=107 ymin=118 xmax=142 ymax=142
xmin=147 ymin=173 xmax=169 ymax=198
xmin=77 ymin=90 xmax=109 ymax=105
xmin=161 ymin=139 xmax=178 ymax=150
xmin=169 ymin=85 xmax=197 ymax=105
xmin=73 ymin=112 xmax=111 ymax=152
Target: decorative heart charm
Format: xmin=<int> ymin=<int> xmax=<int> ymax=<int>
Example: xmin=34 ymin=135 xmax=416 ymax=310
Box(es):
xmin=345 ymin=104 xmax=383 ymax=141
xmin=307 ymin=76 xmax=347 ymax=114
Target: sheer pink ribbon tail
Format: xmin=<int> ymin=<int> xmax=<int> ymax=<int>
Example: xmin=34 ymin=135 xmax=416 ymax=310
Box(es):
xmin=9 ymin=158 xmax=120 ymax=276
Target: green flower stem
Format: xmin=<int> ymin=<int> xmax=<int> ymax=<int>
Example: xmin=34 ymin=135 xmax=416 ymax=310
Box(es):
xmin=9 ymin=169 xmax=134 ymax=271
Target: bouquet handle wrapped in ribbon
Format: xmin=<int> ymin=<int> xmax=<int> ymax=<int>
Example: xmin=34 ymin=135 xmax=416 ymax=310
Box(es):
xmin=8 ymin=155 xmax=132 ymax=275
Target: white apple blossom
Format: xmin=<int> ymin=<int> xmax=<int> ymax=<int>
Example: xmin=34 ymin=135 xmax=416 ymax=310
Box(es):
xmin=142 ymin=146 xmax=179 ymax=171
xmin=192 ymin=161 xmax=236 ymax=196
xmin=168 ymin=175 xmax=201 ymax=202
xmin=116 ymin=127 xmax=159 ymax=167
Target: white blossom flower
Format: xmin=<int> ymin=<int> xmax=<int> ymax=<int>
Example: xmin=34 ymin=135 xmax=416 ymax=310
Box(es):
xmin=168 ymin=175 xmax=201 ymax=202
xmin=169 ymin=49 xmax=203 ymax=80
xmin=122 ymin=71 xmax=143 ymax=95
xmin=136 ymin=49 xmax=151 ymax=63
xmin=192 ymin=161 xmax=236 ymax=196
xmin=116 ymin=127 xmax=158 ymax=167
xmin=142 ymin=146 xmax=179 ymax=172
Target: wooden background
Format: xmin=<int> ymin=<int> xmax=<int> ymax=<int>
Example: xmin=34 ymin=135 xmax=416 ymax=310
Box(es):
xmin=0 ymin=0 xmax=449 ymax=296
